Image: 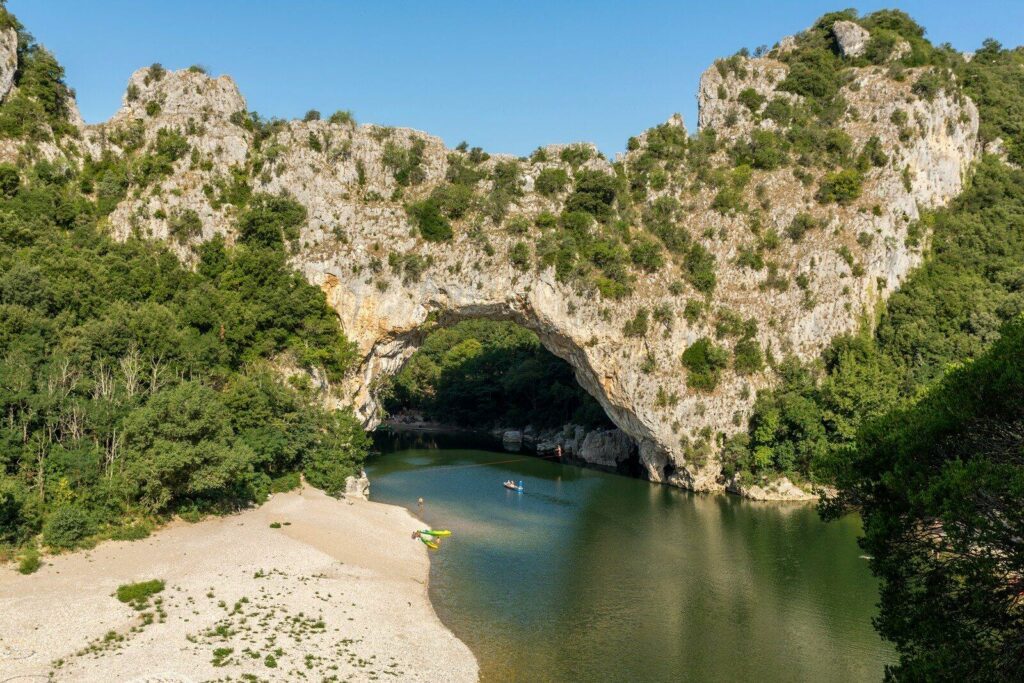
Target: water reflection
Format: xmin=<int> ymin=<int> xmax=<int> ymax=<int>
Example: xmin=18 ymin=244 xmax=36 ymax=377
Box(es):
xmin=366 ymin=442 xmax=891 ymax=682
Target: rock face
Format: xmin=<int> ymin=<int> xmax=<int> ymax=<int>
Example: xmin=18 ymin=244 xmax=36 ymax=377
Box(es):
xmin=832 ymin=20 xmax=871 ymax=58
xmin=0 ymin=27 xmax=16 ymax=102
xmin=532 ymin=424 xmax=638 ymax=470
xmin=24 ymin=28 xmax=978 ymax=499
xmin=726 ymin=474 xmax=818 ymax=502
xmin=343 ymin=470 xmax=371 ymax=500
xmin=577 ymin=428 xmax=637 ymax=469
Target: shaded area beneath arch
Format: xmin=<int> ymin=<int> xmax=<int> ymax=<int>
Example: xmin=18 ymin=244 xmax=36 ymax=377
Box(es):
xmin=374 ymin=318 xmax=644 ymax=477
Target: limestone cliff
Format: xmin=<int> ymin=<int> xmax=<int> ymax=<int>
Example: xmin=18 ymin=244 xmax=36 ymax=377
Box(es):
xmin=6 ymin=17 xmax=980 ymax=498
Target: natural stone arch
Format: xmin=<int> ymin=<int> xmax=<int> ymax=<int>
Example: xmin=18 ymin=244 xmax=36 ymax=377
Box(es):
xmin=48 ymin=39 xmax=977 ymax=499
xmin=316 ymin=271 xmax=680 ymax=487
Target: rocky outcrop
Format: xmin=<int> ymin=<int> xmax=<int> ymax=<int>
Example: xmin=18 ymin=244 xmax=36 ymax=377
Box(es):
xmin=344 ymin=470 xmax=371 ymax=500
xmin=697 ymin=58 xmax=793 ymax=134
xmin=832 ymin=20 xmax=870 ymax=58
xmin=0 ymin=27 xmax=16 ymax=103
xmin=501 ymin=429 xmax=524 ymax=451
xmin=726 ymin=474 xmax=817 ymax=502
xmin=37 ymin=26 xmax=978 ymax=500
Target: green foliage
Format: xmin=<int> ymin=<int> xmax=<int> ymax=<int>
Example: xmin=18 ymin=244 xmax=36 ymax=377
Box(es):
xmin=407 ymin=197 xmax=453 ymax=242
xmin=383 ymin=138 xmax=427 ymax=187
xmin=144 ymin=63 xmax=166 ymax=84
xmin=328 ymin=110 xmax=356 ymax=126
xmin=681 ymin=338 xmax=729 ymax=391
xmin=534 ymin=167 xmax=569 ymax=197
xmin=683 ymin=242 xmax=717 ymax=294
xmin=786 ymin=212 xmax=817 ymax=241
xmin=135 ymin=128 xmax=190 ymax=187
xmin=731 ymin=129 xmax=788 ymax=170
xmin=778 ymin=44 xmax=842 ymax=104
xmin=269 ymin=471 xmax=301 ymax=494
xmin=736 ymin=87 xmax=765 ymax=113
xmin=168 ymin=209 xmax=202 ymax=244
xmin=856 ymin=135 xmax=888 ymax=170
xmin=622 ymin=308 xmax=649 ymax=338
xmin=643 ymin=196 xmax=689 ymax=253
xmin=762 ymin=98 xmax=792 ymax=124
xmin=0 ymin=158 xmax=365 ymax=552
xmin=816 ymin=169 xmax=862 ymax=204
xmin=43 ymin=506 xmax=95 ymax=549
xmin=485 ymin=160 xmax=523 ymax=223
xmin=711 ymin=187 xmax=745 ymax=214
xmin=382 ymin=320 xmax=610 ymax=429
xmin=628 ymin=237 xmax=664 ymax=272
xmin=0 ymin=164 xmax=19 ymax=197
xmin=565 ymin=170 xmax=618 ymax=221
xmin=957 ymin=39 xmax=1024 ymax=165
xmin=683 ymin=300 xmax=704 ymax=323
xmin=429 ymin=183 xmax=474 ymax=220
xmin=824 ymin=317 xmax=1024 ymax=680
xmin=302 ymin=410 xmax=370 ymax=495
xmin=116 ymin=579 xmax=165 ymax=607
xmin=733 ymin=338 xmax=764 ymax=375
xmin=559 ymin=144 xmax=593 ymax=167
xmin=911 ymin=68 xmax=948 ymax=102
xmin=18 ymin=547 xmax=40 ymax=574
xmin=0 ymin=33 xmax=74 ymax=141
xmin=509 ymin=241 xmax=530 ymax=271
xmin=237 ymin=193 xmax=306 ymax=247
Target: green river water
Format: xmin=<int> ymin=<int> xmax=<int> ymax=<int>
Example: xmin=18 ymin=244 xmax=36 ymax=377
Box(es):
xmin=366 ymin=432 xmax=893 ymax=682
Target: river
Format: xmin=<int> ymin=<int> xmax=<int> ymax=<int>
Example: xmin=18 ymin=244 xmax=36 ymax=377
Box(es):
xmin=366 ymin=432 xmax=893 ymax=682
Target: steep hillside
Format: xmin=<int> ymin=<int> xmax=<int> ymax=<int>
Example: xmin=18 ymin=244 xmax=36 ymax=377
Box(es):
xmin=0 ymin=9 xmax=986 ymax=499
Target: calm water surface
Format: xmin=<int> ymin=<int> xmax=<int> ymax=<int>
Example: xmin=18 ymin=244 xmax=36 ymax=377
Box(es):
xmin=366 ymin=433 xmax=892 ymax=682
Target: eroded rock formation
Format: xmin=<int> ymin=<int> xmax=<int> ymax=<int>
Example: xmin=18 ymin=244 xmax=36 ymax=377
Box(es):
xmin=6 ymin=19 xmax=980 ymax=498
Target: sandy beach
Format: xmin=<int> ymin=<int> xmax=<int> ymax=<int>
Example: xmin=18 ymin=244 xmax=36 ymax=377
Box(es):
xmin=0 ymin=487 xmax=478 ymax=682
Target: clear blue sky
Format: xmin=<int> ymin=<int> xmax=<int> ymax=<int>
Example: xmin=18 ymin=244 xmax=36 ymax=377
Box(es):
xmin=9 ymin=1 xmax=1024 ymax=156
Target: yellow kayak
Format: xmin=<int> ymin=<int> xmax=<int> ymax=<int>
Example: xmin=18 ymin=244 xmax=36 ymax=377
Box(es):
xmin=420 ymin=529 xmax=451 ymax=537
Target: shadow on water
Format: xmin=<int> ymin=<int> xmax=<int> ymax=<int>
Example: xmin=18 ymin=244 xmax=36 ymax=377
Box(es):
xmin=366 ymin=437 xmax=893 ymax=683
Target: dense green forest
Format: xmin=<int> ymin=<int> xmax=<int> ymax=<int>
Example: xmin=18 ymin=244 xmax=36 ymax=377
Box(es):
xmin=381 ymin=319 xmax=611 ymax=429
xmin=0 ymin=11 xmax=368 ymax=561
xmin=823 ymin=317 xmax=1023 ymax=679
xmin=0 ymin=178 xmax=369 ymax=555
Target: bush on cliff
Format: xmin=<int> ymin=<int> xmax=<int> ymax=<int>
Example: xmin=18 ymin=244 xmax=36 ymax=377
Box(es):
xmin=681 ymin=338 xmax=729 ymax=391
xmin=407 ymin=197 xmax=454 ymax=242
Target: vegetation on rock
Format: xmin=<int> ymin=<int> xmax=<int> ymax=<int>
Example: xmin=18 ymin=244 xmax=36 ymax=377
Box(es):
xmin=0 ymin=139 xmax=367 ymax=554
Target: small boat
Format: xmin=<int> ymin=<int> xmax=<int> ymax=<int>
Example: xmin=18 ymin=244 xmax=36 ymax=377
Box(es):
xmin=503 ymin=480 xmax=524 ymax=493
xmin=419 ymin=536 xmax=439 ymax=550
xmin=419 ymin=529 xmax=451 ymax=537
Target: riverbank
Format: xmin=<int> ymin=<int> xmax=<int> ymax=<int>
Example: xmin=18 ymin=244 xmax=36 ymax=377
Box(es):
xmin=0 ymin=486 xmax=478 ymax=682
